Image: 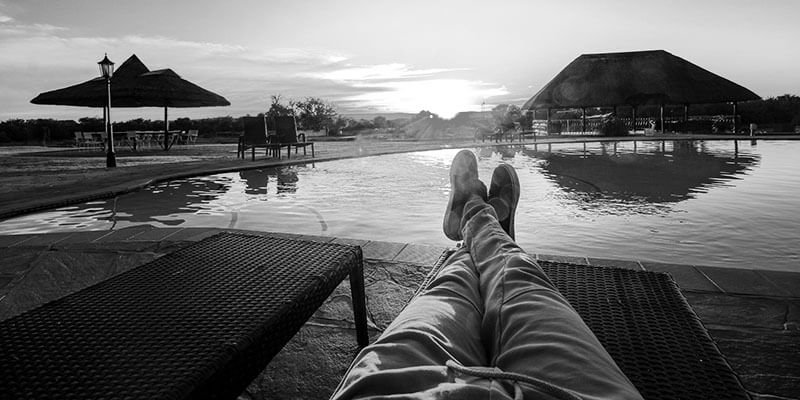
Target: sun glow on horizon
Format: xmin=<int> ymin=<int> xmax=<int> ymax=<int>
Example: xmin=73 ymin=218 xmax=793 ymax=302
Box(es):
xmin=342 ymin=78 xmax=508 ymax=119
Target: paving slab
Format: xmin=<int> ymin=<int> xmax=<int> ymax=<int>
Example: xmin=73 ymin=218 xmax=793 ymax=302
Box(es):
xmin=361 ymin=241 xmax=406 ymax=260
xmin=640 ymin=262 xmax=721 ymax=292
xmin=393 ymin=243 xmax=449 ymax=265
xmin=0 ymin=234 xmax=37 ymax=247
xmin=16 ymin=232 xmax=76 ymax=246
xmin=758 ymin=270 xmax=800 ymax=298
xmin=706 ymin=325 xmax=800 ymax=398
xmin=159 ymin=227 xmax=219 ymax=242
xmin=54 ymin=230 xmax=113 ymax=244
xmin=684 ymin=292 xmax=790 ymax=330
xmin=0 ymin=275 xmax=15 ymax=291
xmin=698 ymin=266 xmax=792 ymax=297
xmin=0 ymin=247 xmax=43 ymax=276
xmin=128 ymin=227 xmax=184 ymax=241
xmin=94 ymin=225 xmax=158 ymax=243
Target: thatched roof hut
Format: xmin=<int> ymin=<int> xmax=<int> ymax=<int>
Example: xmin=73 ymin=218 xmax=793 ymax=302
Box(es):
xmin=31 ymin=54 xmax=229 ymax=149
xmin=523 ymin=50 xmax=759 ymax=110
xmin=31 ymin=54 xmax=229 ymax=108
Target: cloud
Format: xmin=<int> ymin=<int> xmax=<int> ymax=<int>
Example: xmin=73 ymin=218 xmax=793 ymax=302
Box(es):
xmin=303 ymin=63 xmax=508 ymax=118
xmin=0 ymin=18 xmax=507 ymax=120
xmin=305 ymin=63 xmax=465 ymax=82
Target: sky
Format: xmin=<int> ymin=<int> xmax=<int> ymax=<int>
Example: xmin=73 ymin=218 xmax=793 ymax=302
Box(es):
xmin=0 ymin=0 xmax=798 ymax=121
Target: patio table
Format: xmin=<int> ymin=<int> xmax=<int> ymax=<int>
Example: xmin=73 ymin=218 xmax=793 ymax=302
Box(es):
xmin=0 ymin=232 xmax=367 ymax=399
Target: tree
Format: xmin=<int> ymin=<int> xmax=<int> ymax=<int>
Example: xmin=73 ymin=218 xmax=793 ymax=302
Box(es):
xmin=266 ymin=94 xmax=296 ymax=120
xmin=491 ymin=104 xmax=524 ymax=131
xmin=372 ymin=116 xmax=387 ymax=129
xmin=294 ymin=97 xmax=338 ymax=132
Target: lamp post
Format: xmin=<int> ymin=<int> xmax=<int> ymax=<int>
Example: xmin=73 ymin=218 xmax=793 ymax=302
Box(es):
xmin=98 ymin=54 xmax=116 ymax=168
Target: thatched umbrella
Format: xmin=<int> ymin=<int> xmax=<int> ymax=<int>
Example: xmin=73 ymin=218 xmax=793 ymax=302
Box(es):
xmin=522 ymin=50 xmax=760 ymax=133
xmin=31 ymin=54 xmax=230 ymax=150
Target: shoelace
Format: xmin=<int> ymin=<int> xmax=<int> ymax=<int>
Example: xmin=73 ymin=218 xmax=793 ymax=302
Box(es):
xmin=445 ymin=360 xmax=584 ymax=400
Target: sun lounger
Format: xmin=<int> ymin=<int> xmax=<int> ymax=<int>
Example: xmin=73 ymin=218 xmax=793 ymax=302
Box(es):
xmin=0 ymin=232 xmax=368 ymax=399
xmin=409 ymin=251 xmax=751 ymax=400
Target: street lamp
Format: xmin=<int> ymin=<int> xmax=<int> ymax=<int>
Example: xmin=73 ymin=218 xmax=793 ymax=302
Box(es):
xmin=98 ymin=54 xmax=116 ymax=168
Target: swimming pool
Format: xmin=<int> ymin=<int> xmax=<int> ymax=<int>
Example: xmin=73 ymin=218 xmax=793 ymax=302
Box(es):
xmin=2 ymin=140 xmax=798 ymax=272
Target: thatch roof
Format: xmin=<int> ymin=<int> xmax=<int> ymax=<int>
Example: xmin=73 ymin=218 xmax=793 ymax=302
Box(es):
xmin=31 ymin=54 xmax=229 ymax=108
xmin=522 ymin=50 xmax=759 ymax=110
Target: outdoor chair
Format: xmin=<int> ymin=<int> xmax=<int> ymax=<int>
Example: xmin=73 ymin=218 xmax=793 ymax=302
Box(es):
xmin=139 ymin=132 xmax=154 ymax=148
xmin=395 ymin=252 xmax=751 ymax=400
xmin=87 ymin=132 xmax=105 ymax=149
xmin=239 ymin=116 xmax=283 ymax=161
xmin=474 ymin=126 xmax=506 ymax=143
xmin=185 ymin=129 xmax=198 ymax=144
xmin=72 ymin=131 xmax=86 ymax=148
xmin=272 ymin=115 xmax=314 ymax=159
xmin=122 ymin=132 xmax=139 ymax=151
xmin=0 ymin=233 xmax=368 ymax=400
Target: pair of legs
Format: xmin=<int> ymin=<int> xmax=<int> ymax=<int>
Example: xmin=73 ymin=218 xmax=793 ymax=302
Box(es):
xmin=331 ymin=150 xmax=642 ymax=400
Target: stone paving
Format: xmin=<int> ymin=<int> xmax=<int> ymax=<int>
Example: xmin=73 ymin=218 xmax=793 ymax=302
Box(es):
xmin=0 ymin=226 xmax=798 ymax=399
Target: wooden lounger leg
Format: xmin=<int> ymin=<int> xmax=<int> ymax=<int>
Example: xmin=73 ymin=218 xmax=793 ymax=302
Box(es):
xmin=349 ymin=262 xmax=369 ymax=348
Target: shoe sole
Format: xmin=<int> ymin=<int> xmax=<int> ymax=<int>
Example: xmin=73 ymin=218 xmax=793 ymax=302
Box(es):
xmin=443 ymin=150 xmax=479 ymax=241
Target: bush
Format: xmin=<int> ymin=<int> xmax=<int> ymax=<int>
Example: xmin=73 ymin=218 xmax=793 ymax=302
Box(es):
xmin=598 ymin=115 xmax=629 ymax=137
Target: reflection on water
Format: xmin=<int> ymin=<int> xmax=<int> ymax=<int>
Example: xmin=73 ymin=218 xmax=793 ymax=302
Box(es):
xmin=0 ymin=141 xmax=797 ymax=271
xmin=529 ymin=140 xmax=758 ymax=206
xmin=240 ymin=168 xmax=300 ymax=196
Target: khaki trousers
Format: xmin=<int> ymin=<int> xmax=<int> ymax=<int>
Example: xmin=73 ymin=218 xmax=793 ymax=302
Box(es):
xmin=331 ymin=200 xmax=643 ymax=400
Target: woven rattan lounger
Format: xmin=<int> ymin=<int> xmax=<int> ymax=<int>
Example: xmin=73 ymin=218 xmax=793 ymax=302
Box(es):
xmin=0 ymin=232 xmax=368 ymax=399
xmin=411 ymin=251 xmax=751 ymax=400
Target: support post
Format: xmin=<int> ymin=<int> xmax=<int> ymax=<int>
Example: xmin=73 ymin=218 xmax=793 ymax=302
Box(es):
xmin=660 ymin=104 xmax=665 ymax=134
xmin=631 ymin=106 xmax=637 ymax=134
xmin=546 ymin=108 xmax=551 ymax=135
xmin=163 ymin=106 xmax=170 ymax=150
xmin=349 ymin=262 xmax=369 ymax=348
xmin=732 ymin=101 xmax=738 ymax=134
xmin=582 ymin=107 xmax=586 ymax=134
xmin=684 ymin=104 xmax=689 ymax=134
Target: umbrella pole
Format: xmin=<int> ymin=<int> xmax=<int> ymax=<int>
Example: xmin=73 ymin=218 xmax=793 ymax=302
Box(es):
xmin=164 ymin=106 xmax=169 ymax=151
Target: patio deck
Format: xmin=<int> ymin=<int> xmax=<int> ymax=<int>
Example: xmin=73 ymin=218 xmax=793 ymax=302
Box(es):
xmin=0 ymin=226 xmax=797 ymax=399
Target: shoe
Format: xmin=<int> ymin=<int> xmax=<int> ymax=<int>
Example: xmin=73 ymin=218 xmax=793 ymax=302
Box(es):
xmin=488 ymin=164 xmax=520 ymax=239
xmin=443 ymin=150 xmax=486 ymax=241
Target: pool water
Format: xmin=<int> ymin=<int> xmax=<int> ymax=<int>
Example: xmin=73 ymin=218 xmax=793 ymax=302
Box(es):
xmin=2 ymin=140 xmax=798 ymax=272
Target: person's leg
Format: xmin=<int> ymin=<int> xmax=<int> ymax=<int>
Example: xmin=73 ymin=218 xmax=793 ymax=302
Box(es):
xmin=331 ymin=248 xmax=515 ymax=399
xmin=330 ymin=151 xmax=512 ymax=399
xmin=459 ymin=195 xmax=643 ymax=400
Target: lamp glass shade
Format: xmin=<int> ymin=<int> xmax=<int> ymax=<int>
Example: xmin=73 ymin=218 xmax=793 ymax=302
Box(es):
xmin=98 ymin=54 xmax=114 ymax=79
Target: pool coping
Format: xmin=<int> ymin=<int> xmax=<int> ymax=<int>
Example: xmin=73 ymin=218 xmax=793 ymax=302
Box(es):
xmin=2 ymin=226 xmax=798 ymax=299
